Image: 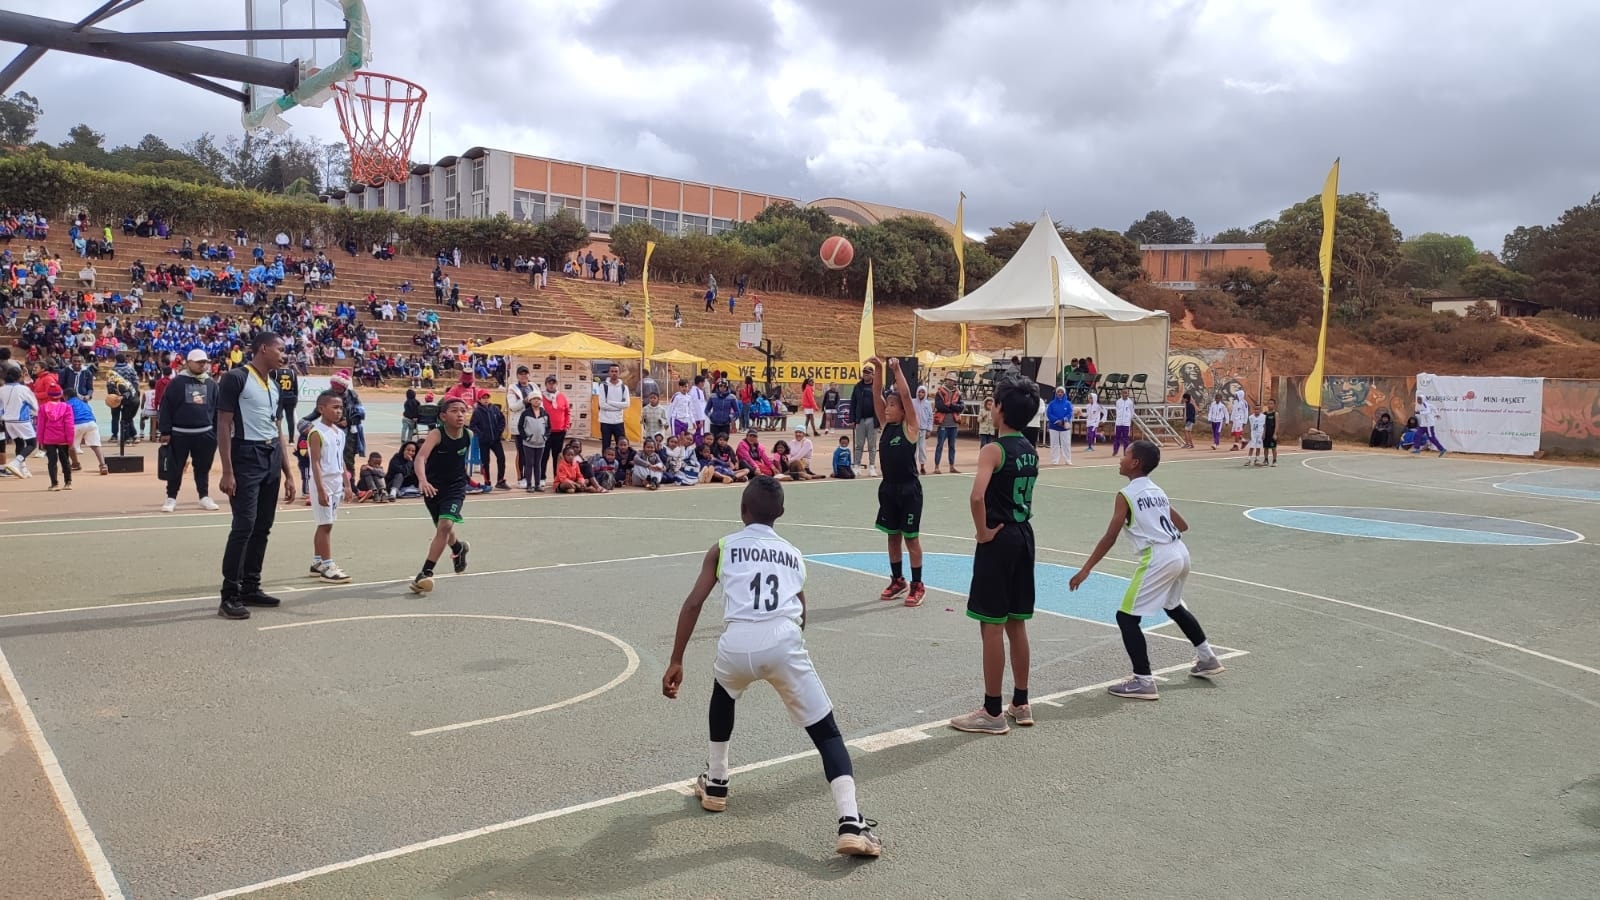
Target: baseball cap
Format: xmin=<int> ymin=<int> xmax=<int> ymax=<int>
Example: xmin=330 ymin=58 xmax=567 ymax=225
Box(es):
xmin=794 ymin=427 xmax=805 ymax=435
xmin=186 ymin=348 xmax=209 ymax=362
xmin=545 ymin=374 xmax=558 ymax=383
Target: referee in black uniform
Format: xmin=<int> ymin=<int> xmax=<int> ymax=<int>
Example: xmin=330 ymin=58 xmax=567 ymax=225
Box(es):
xmin=216 ymin=331 xmax=298 ymax=620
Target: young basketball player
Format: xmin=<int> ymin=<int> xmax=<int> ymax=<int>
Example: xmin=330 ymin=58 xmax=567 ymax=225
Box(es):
xmin=410 ymin=396 xmax=472 ymax=594
xmin=307 ymin=391 xmax=353 ymax=583
xmin=1069 ymin=440 xmax=1225 ymax=700
xmin=950 ymin=375 xmax=1041 ymax=734
xmin=662 ymin=476 xmax=882 ymax=858
xmin=868 ymin=356 xmax=927 ymax=607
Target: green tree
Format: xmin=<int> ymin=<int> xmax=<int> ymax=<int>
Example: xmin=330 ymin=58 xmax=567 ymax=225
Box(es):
xmin=607 ymin=221 xmax=665 ymax=270
xmin=1500 ymin=224 xmax=1546 ymax=274
xmin=1065 ymin=227 xmax=1144 ymax=292
xmin=129 ymin=158 xmax=222 ymax=185
xmin=1398 ymin=232 xmax=1477 ymax=288
xmin=1124 ymin=209 xmax=1196 ymax=244
xmin=0 ymin=91 xmax=43 ymax=146
xmin=1522 ymin=194 xmax=1600 ymax=318
xmin=1265 ymin=192 xmax=1402 ymax=309
xmin=1459 ymin=262 xmax=1532 ymax=299
xmin=52 ymin=124 xmax=110 ymax=168
xmin=1211 ymin=219 xmax=1276 ymax=243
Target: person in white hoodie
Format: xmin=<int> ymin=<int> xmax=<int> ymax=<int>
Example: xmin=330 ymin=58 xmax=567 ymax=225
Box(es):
xmin=1082 ymin=393 xmax=1105 ymax=452
xmin=1412 ymin=394 xmax=1446 ymax=456
xmin=669 ymin=378 xmax=699 ymax=439
xmin=1207 ymin=394 xmax=1228 ymax=450
xmin=1228 ymin=389 xmax=1249 ymax=451
xmin=1111 ymin=389 xmax=1135 ymax=455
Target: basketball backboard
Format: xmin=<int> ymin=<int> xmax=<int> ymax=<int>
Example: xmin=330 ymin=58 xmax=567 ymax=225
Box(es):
xmin=738 ymin=322 xmax=763 ymax=350
xmin=241 ymin=0 xmax=370 ymax=133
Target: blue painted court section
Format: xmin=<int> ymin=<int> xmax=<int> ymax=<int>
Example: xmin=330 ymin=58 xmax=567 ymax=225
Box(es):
xmin=809 ymin=552 xmax=1169 ymax=628
xmin=1495 ymin=483 xmax=1600 ymax=502
xmin=1245 ymin=508 xmax=1575 ymax=545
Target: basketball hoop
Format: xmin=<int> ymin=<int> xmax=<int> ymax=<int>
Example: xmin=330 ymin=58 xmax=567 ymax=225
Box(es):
xmin=332 ymin=71 xmax=427 ymax=186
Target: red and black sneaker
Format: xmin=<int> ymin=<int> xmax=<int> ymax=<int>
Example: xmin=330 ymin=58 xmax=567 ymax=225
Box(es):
xmin=904 ymin=582 xmax=927 ymax=607
xmin=879 ymin=577 xmax=908 ymax=602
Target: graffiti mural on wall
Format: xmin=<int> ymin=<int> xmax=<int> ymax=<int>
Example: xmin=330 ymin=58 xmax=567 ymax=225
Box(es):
xmin=1276 ymin=375 xmax=1417 ymax=442
xmin=1278 ymin=375 xmax=1600 ymax=455
xmin=1165 ymin=349 xmax=1267 ymax=404
xmin=1540 ymin=380 xmax=1600 ymax=456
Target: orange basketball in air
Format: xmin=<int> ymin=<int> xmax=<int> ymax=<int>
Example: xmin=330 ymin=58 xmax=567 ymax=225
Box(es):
xmin=820 ymin=235 xmax=854 ymax=270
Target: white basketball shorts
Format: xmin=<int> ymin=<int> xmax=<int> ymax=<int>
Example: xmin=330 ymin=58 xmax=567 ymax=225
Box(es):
xmin=311 ymin=487 xmax=342 ymax=526
xmin=1121 ymin=542 xmax=1192 ymax=617
xmin=713 ymin=620 xmax=832 ymax=728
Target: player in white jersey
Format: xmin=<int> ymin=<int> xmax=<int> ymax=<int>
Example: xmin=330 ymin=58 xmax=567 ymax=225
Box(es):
xmin=1069 ymin=440 xmax=1225 ymax=700
xmin=1245 ymin=405 xmax=1266 ymax=467
xmin=307 ymin=391 xmax=352 ymax=583
xmin=663 ymin=476 xmax=882 ymax=858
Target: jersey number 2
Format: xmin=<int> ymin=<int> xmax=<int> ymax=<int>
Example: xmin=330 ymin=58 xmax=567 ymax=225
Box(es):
xmin=749 ymin=572 xmax=779 ymax=611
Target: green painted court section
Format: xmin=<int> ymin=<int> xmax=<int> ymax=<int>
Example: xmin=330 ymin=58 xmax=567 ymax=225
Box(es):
xmin=2 ymin=450 xmax=1598 ymax=898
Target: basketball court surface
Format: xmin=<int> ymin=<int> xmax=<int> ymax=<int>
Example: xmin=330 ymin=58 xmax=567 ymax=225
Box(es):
xmin=4 ymin=449 xmax=1599 ymax=898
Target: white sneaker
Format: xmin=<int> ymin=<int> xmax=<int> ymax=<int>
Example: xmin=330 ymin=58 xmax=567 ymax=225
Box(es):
xmin=161 ymin=498 xmax=177 ymax=513
xmin=18 ymin=463 xmax=31 ymax=478
xmin=198 ymin=496 xmax=220 ymax=510
xmin=868 ymin=466 xmax=878 ymax=477
xmin=3 ymin=458 xmax=21 ymax=477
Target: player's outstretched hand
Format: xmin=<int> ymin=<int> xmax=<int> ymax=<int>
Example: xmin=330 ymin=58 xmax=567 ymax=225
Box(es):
xmin=662 ymin=663 xmax=684 ymax=699
xmin=1068 ymin=570 xmax=1087 ymax=591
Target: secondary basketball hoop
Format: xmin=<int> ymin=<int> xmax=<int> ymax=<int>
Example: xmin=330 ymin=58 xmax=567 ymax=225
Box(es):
xmin=332 ymin=71 xmax=426 ymax=185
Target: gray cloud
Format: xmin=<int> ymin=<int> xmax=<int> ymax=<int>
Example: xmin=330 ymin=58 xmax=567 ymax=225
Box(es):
xmin=1 ymin=0 xmax=1596 ymax=254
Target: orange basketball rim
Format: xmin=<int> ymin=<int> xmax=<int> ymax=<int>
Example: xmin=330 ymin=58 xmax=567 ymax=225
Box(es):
xmin=332 ymin=71 xmax=427 ymax=186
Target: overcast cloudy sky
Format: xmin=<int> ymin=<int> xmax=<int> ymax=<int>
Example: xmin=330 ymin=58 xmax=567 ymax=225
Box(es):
xmin=3 ymin=0 xmax=1596 ymax=252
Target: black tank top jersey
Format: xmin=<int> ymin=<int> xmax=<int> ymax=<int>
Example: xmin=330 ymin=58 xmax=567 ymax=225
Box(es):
xmin=426 ymin=426 xmax=472 ymax=487
xmin=274 ymin=367 xmax=298 ymax=398
xmin=878 ymin=421 xmax=920 ymax=483
xmin=986 ymin=433 xmax=1039 ymax=526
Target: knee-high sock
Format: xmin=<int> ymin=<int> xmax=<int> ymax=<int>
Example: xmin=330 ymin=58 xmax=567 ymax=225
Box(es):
xmin=708 ymin=681 xmax=735 ymax=780
xmin=1166 ymin=603 xmax=1209 ymax=652
xmin=1116 ymin=610 xmax=1151 ymax=677
xmin=805 ymin=712 xmax=858 ymax=820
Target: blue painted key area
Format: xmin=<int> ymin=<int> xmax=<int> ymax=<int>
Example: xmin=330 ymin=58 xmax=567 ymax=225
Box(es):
xmin=809 ymin=552 xmax=1169 ymax=628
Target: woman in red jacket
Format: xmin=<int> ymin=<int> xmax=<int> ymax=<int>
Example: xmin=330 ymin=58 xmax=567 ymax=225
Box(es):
xmin=541 ymin=374 xmax=571 ymax=483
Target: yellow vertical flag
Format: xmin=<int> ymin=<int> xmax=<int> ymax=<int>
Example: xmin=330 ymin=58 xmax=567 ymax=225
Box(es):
xmin=953 ymin=192 xmax=967 ymax=354
xmin=641 ymin=241 xmax=656 ymax=360
xmin=1050 ymin=255 xmax=1063 ymax=384
xmin=858 ymin=259 xmax=876 ymax=364
xmin=1304 ymin=158 xmax=1340 ymax=408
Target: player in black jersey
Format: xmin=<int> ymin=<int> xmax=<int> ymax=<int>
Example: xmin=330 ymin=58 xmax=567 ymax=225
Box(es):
xmin=950 ymin=375 xmax=1041 ymax=735
xmin=867 ymin=356 xmax=928 ymax=607
xmin=410 ymin=396 xmax=473 ymax=594
xmin=272 ymin=365 xmax=299 ymax=441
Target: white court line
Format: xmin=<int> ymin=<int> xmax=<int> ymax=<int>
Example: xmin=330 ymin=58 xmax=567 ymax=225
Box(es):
xmin=806 ymin=557 xmax=1221 ymax=646
xmin=1299 ymin=456 xmax=1600 ymax=506
xmin=0 ymin=645 xmax=125 ymax=900
xmin=1242 ymin=507 xmax=1585 ymax=545
xmin=191 ymin=650 xmax=1245 ymax=900
xmin=0 ymin=551 xmax=705 ymax=621
xmin=1463 ymin=469 xmax=1544 ymax=482
xmin=257 ymin=614 xmax=641 ymax=736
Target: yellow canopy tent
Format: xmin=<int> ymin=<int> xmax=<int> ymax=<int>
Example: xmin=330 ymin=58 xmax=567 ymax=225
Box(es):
xmin=474 ymin=331 xmax=548 ymax=355
xmin=915 ymin=350 xmax=939 ymax=366
xmin=521 ymin=332 xmax=637 ymax=358
xmin=928 ymin=350 xmax=993 ymax=369
xmin=649 ymin=349 xmax=707 ymax=365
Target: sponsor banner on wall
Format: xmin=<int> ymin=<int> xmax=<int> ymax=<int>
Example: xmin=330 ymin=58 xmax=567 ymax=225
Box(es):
xmin=705 ymin=361 xmax=862 ymax=385
xmin=1415 ymin=373 xmax=1543 ymax=456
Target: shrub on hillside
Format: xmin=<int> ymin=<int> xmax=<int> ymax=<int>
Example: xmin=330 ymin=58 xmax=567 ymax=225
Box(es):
xmin=1123 ymin=283 xmax=1184 ymax=318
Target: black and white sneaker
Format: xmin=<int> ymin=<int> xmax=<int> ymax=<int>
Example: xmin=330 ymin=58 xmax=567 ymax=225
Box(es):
xmin=694 ymin=771 xmax=729 ymax=812
xmin=451 ymin=540 xmax=470 ymax=574
xmin=835 ymin=816 xmax=882 ymax=858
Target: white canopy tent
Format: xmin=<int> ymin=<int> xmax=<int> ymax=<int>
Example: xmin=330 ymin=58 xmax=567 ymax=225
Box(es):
xmin=916 ymin=214 xmax=1169 ymax=388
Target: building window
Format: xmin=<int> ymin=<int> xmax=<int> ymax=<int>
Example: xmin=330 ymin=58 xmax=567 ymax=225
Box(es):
xmin=443 ymin=166 xmax=457 ymax=200
xmin=443 ymin=196 xmax=459 ymax=220
xmin=372 ymin=189 xmax=384 ymax=209
xmin=418 ymin=173 xmax=431 ymax=206
xmin=351 ymin=191 xmax=364 ymax=210
xmin=618 ymin=205 xmax=647 ymax=226
xmin=471 ymin=157 xmax=486 ymax=192
xmin=546 ymin=196 xmax=581 ymax=220
xmin=681 ymin=214 xmax=709 ymax=236
xmin=650 ymin=208 xmax=679 ymax=235
xmin=585 ymin=201 xmax=616 ymax=232
xmin=472 ymin=192 xmax=488 ymax=218
xmin=711 ymin=217 xmax=734 ymax=235
xmin=395 ymin=180 xmax=407 ymax=210
xmin=513 ymin=190 xmax=547 ymax=223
